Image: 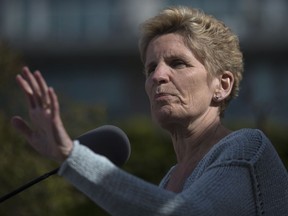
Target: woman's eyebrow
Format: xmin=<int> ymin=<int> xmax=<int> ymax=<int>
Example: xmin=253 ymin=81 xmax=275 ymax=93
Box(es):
xmin=165 ymin=53 xmax=194 ymax=63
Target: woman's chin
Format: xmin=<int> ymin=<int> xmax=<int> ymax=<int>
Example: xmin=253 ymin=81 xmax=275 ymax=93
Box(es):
xmin=152 ymin=109 xmax=179 ymax=127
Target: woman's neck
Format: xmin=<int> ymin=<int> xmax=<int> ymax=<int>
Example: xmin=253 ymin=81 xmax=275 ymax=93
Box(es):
xmin=169 ymin=116 xmax=231 ymax=165
xmin=165 ymin=117 xmax=231 ymax=193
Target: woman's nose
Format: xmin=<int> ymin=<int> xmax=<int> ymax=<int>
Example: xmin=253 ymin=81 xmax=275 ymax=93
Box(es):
xmin=151 ymin=64 xmax=170 ymax=84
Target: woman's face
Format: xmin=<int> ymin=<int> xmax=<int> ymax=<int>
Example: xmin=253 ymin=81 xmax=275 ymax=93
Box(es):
xmin=144 ymin=33 xmax=218 ymax=128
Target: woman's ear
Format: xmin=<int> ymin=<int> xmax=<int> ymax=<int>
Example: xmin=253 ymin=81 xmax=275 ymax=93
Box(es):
xmin=213 ymin=71 xmax=234 ymax=102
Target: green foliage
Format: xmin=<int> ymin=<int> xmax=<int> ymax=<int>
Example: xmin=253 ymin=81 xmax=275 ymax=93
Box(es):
xmin=0 ymin=41 xmax=24 ymax=116
xmin=265 ymin=125 xmax=288 ymax=169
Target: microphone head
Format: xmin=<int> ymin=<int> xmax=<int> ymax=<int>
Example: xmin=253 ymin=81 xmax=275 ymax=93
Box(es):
xmin=77 ymin=125 xmax=131 ymax=167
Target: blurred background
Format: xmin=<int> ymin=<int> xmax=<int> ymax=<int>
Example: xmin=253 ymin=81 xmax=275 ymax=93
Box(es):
xmin=0 ymin=0 xmax=287 ymax=215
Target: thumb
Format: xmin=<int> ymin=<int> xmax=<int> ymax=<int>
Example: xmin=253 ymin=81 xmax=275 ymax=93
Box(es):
xmin=11 ymin=116 xmax=32 ymax=141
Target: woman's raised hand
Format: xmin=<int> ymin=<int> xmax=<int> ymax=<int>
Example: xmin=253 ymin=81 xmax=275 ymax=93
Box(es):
xmin=11 ymin=67 xmax=73 ymax=163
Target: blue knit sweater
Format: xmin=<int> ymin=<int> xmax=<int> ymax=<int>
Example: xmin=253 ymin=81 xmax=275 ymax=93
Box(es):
xmin=59 ymin=129 xmax=288 ymax=215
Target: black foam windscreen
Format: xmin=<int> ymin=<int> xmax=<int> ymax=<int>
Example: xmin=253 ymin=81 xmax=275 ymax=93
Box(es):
xmin=77 ymin=125 xmax=131 ymax=167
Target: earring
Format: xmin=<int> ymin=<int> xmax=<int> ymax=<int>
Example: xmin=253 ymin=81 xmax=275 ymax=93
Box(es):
xmin=213 ymin=95 xmax=220 ymax=102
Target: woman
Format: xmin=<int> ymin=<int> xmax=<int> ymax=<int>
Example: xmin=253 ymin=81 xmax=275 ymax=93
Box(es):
xmin=12 ymin=6 xmax=288 ymax=215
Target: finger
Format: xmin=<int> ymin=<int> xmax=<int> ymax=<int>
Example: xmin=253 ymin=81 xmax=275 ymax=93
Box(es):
xmin=48 ymin=87 xmax=60 ymax=119
xmin=11 ymin=116 xmax=33 ymax=141
xmin=22 ymin=67 xmax=42 ymax=108
xmin=16 ymin=74 xmax=37 ymax=109
xmin=34 ymin=70 xmax=50 ymax=108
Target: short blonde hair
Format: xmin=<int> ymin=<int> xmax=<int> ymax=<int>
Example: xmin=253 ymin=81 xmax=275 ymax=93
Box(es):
xmin=139 ymin=6 xmax=244 ymax=116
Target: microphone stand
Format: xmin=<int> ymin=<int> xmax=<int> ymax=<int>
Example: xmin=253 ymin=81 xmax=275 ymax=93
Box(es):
xmin=0 ymin=168 xmax=59 ymax=203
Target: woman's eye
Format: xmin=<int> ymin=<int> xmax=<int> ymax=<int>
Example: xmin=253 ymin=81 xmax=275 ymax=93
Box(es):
xmin=170 ymin=60 xmax=186 ymax=68
xmin=145 ymin=65 xmax=156 ymax=76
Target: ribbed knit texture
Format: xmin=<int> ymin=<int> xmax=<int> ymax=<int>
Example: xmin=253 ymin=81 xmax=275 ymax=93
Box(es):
xmin=59 ymin=129 xmax=288 ymax=215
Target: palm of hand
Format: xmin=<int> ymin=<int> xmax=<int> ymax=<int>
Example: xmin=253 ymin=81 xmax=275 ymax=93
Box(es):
xmin=12 ymin=67 xmax=73 ymax=163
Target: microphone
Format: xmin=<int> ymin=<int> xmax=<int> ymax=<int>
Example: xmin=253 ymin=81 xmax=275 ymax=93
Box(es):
xmin=77 ymin=125 xmax=131 ymax=167
xmin=0 ymin=125 xmax=131 ymax=203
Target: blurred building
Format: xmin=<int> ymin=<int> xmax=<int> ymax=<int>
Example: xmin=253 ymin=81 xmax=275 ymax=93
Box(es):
xmin=0 ymin=0 xmax=287 ymax=127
